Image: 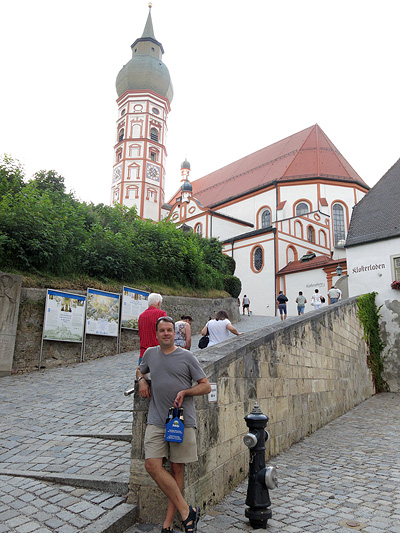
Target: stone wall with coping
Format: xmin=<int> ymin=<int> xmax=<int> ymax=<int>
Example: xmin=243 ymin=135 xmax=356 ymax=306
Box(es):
xmin=12 ymin=288 xmax=239 ymax=373
xmin=128 ymin=298 xmax=375 ymax=522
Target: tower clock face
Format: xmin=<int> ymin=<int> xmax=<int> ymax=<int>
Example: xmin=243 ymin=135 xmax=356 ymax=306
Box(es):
xmin=146 ymin=163 xmax=160 ymax=182
xmin=113 ymin=164 xmax=122 ymax=183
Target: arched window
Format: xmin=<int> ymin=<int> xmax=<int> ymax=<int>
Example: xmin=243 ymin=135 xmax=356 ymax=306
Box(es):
xmin=195 ymin=223 xmax=202 ymax=236
xmin=333 ymin=204 xmax=346 ymax=246
xmin=253 ymin=246 xmax=263 ymax=272
xmin=296 ymin=202 xmax=309 ymax=216
xmin=307 ymin=226 xmax=314 ymax=243
xmin=261 ymin=209 xmax=271 ymax=228
xmin=118 ymin=128 xmax=124 ymax=142
xmin=150 ymin=128 xmax=159 ymax=142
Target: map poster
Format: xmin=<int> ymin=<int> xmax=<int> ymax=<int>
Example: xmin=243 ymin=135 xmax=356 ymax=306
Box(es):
xmin=86 ymin=289 xmax=120 ymax=337
xmin=43 ymin=290 xmax=86 ymax=342
xmin=121 ymin=287 xmax=149 ymax=330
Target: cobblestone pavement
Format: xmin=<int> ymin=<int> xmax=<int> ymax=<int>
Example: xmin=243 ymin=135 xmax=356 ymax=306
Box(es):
xmin=126 ymin=393 xmax=400 ymax=533
xmin=0 ymin=315 xmax=277 ymax=532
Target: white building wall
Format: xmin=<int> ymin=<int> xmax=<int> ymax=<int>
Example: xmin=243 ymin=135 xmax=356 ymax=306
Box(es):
xmin=278 ymin=269 xmax=329 ymax=317
xmin=347 ymin=238 xmax=400 ymax=392
xmin=225 ymin=235 xmax=275 ymax=316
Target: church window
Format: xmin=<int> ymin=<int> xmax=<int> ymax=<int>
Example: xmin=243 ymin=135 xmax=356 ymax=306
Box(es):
xmin=150 ymin=128 xmax=159 ymax=142
xmin=195 ymin=223 xmax=202 ymax=236
xmin=118 ymin=128 xmax=124 ymax=142
xmin=261 ymin=209 xmax=271 ymax=228
xmin=296 ymin=202 xmax=309 ymax=216
xmin=121 ymin=109 xmax=126 ymax=116
xmin=150 ymin=152 xmax=156 ymax=162
xmin=307 ymin=226 xmax=314 ymax=243
xmin=253 ymin=246 xmax=263 ymax=272
xmin=333 ymin=203 xmax=346 ymax=247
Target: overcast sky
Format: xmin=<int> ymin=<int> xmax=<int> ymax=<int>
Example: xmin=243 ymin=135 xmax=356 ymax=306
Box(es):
xmin=1 ymin=0 xmax=399 ymax=205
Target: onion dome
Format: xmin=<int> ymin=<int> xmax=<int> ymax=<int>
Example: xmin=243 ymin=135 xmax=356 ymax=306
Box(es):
xmin=181 ymin=159 xmax=191 ymax=170
xmin=116 ymin=5 xmax=173 ymax=103
xmin=181 ymin=178 xmax=193 ymax=192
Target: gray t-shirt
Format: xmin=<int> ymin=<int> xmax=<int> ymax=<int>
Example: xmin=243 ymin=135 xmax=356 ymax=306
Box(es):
xmin=139 ymin=346 xmax=206 ymax=428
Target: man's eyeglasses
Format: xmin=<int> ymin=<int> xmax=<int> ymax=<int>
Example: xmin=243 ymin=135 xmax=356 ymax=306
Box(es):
xmin=155 ymin=316 xmax=174 ymax=330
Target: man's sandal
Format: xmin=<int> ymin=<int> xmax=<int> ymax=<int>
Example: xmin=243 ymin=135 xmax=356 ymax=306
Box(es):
xmin=182 ymin=505 xmax=200 ymax=533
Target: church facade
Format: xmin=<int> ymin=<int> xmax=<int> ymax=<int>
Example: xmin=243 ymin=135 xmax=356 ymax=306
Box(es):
xmin=167 ymin=125 xmax=369 ymax=315
xmin=111 ymin=9 xmax=370 ymax=316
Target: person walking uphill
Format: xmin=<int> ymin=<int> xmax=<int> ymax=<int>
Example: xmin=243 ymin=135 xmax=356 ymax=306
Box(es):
xmin=137 ymin=316 xmax=211 ymax=533
xmin=328 ymin=286 xmax=340 ymax=304
xmin=201 ymin=310 xmax=242 ymax=347
xmin=296 ymin=291 xmax=307 ymax=315
xmin=277 ymin=291 xmax=288 ymax=320
xmin=138 ymin=293 xmax=167 ymax=362
xmin=242 ymin=295 xmax=251 ymax=316
xmin=175 ymin=315 xmax=193 ymax=350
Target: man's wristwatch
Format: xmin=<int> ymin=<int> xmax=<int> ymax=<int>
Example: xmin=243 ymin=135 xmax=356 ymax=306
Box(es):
xmin=137 ymin=376 xmax=144 ymax=383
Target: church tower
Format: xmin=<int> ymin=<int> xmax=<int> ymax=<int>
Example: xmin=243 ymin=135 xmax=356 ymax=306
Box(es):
xmin=112 ymin=4 xmax=173 ymax=221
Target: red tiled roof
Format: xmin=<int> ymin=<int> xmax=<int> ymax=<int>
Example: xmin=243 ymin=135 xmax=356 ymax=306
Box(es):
xmin=169 ymin=125 xmax=368 ymax=208
xmin=277 ymin=255 xmax=338 ymax=276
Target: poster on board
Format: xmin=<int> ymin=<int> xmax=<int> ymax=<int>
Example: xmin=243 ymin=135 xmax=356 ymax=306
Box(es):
xmin=86 ymin=289 xmax=120 ymax=337
xmin=121 ymin=287 xmax=149 ymax=330
xmin=43 ymin=290 xmax=86 ymax=342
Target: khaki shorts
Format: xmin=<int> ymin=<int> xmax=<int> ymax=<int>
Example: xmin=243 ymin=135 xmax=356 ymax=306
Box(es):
xmin=144 ymin=424 xmax=198 ymax=463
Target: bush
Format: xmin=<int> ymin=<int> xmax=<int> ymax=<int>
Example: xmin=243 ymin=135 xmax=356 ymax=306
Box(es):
xmin=223 ymin=255 xmax=236 ymax=275
xmin=223 ymin=275 xmax=242 ymax=298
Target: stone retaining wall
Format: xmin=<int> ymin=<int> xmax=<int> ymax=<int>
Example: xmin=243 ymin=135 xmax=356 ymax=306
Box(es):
xmin=129 ymin=298 xmax=375 ymax=522
xmin=13 ymin=289 xmax=239 ymax=373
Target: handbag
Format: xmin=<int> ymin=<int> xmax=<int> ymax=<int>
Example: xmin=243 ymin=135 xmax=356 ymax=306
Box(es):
xmin=198 ymin=335 xmax=209 ymax=349
xmin=320 ymin=296 xmax=325 ymax=303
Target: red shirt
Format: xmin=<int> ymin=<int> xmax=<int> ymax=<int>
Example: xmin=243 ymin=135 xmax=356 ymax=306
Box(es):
xmin=138 ymin=306 xmax=167 ymax=359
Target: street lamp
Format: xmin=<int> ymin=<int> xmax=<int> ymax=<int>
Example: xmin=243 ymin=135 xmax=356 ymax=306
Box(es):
xmin=336 ymin=264 xmax=343 ymax=277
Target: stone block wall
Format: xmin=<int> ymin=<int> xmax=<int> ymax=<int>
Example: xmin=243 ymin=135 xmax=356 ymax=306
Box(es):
xmin=128 ymin=298 xmax=375 ymax=522
xmin=12 ymin=288 xmax=239 ymax=373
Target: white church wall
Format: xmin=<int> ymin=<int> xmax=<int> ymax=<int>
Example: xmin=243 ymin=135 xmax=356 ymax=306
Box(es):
xmin=347 ymin=238 xmax=400 ymax=392
xmin=226 ymin=236 xmax=276 ymax=316
xmin=278 ymin=269 xmax=329 ymax=317
xmin=217 ymin=188 xmax=276 ymax=227
xmin=209 ymin=217 xmax=252 ymax=241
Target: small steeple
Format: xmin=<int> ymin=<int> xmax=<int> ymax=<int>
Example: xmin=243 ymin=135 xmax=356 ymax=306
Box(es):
xmin=141 ymin=4 xmax=156 ymax=40
xmin=180 ymin=158 xmax=192 ymax=202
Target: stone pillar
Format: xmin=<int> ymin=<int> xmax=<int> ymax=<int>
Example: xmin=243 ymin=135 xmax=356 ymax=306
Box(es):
xmin=0 ymin=272 xmax=22 ymax=377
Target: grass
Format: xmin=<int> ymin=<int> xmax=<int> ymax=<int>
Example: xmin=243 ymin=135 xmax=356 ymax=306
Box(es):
xmin=8 ymin=269 xmax=230 ymax=299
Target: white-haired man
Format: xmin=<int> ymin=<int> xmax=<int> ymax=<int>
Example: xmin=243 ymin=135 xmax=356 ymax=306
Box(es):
xmin=138 ymin=293 xmax=167 ymax=362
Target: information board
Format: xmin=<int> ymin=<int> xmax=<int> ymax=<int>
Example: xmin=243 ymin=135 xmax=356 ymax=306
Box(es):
xmin=121 ymin=287 xmax=149 ymax=330
xmin=86 ymin=289 xmax=120 ymax=337
xmin=43 ymin=290 xmax=86 ymax=342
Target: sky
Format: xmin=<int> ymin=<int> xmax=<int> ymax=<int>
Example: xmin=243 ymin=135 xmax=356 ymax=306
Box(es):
xmin=1 ymin=0 xmax=399 ymax=205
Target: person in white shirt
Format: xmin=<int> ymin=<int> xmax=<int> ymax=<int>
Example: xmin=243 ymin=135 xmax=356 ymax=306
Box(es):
xmin=311 ymin=289 xmax=323 ymax=310
xmin=201 ymin=310 xmax=242 ymax=347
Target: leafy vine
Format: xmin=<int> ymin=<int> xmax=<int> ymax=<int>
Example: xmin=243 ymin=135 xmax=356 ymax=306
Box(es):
xmin=357 ymin=292 xmax=388 ymax=392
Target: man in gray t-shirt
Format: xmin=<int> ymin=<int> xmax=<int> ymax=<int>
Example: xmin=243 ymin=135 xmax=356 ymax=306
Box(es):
xmin=136 ymin=316 xmax=211 ymax=533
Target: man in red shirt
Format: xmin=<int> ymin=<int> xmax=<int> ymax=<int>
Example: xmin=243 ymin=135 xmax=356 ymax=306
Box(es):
xmin=138 ymin=293 xmax=167 ymax=362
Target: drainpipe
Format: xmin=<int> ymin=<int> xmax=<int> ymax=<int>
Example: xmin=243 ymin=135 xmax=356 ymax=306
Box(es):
xmin=274 ymin=181 xmax=278 ymax=317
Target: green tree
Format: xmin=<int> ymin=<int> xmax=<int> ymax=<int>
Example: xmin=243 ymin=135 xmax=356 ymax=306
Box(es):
xmin=0 ymin=154 xmax=25 ymax=198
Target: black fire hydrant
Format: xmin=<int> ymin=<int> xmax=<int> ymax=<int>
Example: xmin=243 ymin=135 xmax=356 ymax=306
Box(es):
xmin=244 ymin=402 xmax=277 ymax=529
